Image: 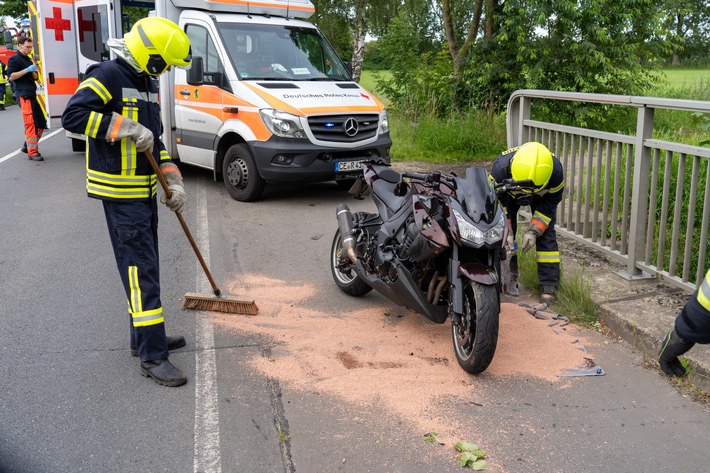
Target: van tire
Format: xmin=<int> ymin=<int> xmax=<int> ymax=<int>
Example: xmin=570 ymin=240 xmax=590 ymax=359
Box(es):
xmin=71 ymin=138 xmax=86 ymax=152
xmin=222 ymin=144 xmax=265 ymax=202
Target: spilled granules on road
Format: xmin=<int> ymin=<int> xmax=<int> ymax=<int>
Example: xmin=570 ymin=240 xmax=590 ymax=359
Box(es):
xmin=213 ymin=274 xmax=590 ymax=440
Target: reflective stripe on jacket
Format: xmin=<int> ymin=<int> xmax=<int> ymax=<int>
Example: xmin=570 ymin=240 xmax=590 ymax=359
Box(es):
xmin=61 ymin=58 xmax=172 ymax=201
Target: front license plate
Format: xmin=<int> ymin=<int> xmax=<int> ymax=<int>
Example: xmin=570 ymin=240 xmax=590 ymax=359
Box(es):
xmin=335 ymin=160 xmax=365 ymax=173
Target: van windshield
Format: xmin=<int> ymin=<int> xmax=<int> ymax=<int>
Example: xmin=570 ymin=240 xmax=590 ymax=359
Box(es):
xmin=217 ymin=22 xmax=351 ymax=81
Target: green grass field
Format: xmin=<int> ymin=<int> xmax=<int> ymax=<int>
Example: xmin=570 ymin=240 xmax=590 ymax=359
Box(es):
xmin=661 ymin=68 xmax=710 ymax=88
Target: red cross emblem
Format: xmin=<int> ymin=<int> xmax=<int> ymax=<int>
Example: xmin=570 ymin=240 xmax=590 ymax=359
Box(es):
xmin=45 ymin=7 xmax=71 ymax=42
xmin=77 ymin=9 xmax=94 ymax=42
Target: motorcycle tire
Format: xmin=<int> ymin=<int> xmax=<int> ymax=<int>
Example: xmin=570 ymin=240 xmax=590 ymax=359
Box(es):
xmin=452 ymin=281 xmax=499 ymax=374
xmin=330 ymin=229 xmax=372 ymax=297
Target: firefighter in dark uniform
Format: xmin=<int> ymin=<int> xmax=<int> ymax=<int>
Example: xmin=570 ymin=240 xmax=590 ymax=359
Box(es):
xmin=490 ymin=142 xmax=565 ymax=303
xmin=62 ymin=18 xmax=192 ymax=387
xmin=658 ymin=270 xmax=710 ymax=377
xmin=7 ymin=35 xmax=46 ymax=160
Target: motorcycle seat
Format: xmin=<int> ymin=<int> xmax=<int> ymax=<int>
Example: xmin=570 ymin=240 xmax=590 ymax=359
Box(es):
xmin=371 ymin=164 xmax=401 ymax=183
xmin=373 ymin=179 xmax=409 ymax=213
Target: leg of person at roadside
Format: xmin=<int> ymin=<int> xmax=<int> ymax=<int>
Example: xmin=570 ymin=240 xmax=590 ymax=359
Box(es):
xmin=0 ymin=83 xmax=6 ymax=110
xmin=534 ymin=209 xmax=560 ymax=303
xmin=20 ymin=96 xmax=43 ymax=161
xmin=102 ymin=199 xmax=187 ymax=387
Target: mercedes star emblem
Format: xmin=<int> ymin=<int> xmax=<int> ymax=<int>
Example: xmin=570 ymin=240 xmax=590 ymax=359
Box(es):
xmin=343 ymin=117 xmax=359 ymax=137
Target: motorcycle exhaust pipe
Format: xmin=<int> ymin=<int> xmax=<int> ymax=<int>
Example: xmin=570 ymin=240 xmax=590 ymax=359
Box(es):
xmin=336 ymin=203 xmax=358 ymax=262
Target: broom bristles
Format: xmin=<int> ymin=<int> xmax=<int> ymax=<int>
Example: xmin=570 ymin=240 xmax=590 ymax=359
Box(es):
xmin=183 ymin=292 xmax=258 ymax=315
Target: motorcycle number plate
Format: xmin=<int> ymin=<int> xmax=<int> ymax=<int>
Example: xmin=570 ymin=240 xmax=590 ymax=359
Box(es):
xmin=335 ymin=160 xmax=365 ymax=172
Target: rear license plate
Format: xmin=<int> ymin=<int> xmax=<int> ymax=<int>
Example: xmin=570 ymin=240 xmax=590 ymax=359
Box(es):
xmin=335 ymin=160 xmax=365 ymax=173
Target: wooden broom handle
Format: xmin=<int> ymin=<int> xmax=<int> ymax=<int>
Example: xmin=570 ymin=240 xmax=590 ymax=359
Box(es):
xmin=145 ymin=149 xmax=222 ymax=297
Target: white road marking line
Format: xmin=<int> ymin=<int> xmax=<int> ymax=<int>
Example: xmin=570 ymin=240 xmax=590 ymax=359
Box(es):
xmin=0 ymin=128 xmax=64 ymax=164
xmin=193 ymin=176 xmax=222 ymax=473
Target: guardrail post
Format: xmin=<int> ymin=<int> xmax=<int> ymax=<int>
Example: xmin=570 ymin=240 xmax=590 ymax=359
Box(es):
xmin=507 ymin=94 xmax=531 ymax=148
xmin=623 ymin=105 xmax=655 ymax=279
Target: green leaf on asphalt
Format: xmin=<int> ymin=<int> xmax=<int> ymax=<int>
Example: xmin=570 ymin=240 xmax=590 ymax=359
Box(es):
xmin=454 ymin=441 xmax=479 ymax=452
xmin=471 ymin=459 xmax=488 ymax=470
xmin=458 ymin=452 xmax=479 ymax=467
xmin=424 ymin=432 xmax=444 ymax=444
xmin=472 ymin=449 xmax=487 ymax=457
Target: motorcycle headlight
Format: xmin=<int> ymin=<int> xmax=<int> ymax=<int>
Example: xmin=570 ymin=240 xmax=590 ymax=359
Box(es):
xmin=260 ymin=109 xmax=306 ymax=139
xmin=453 ymin=210 xmax=506 ymax=247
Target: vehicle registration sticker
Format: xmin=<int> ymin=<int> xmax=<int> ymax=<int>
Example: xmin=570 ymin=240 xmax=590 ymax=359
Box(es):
xmin=336 ymin=160 xmax=365 ymax=172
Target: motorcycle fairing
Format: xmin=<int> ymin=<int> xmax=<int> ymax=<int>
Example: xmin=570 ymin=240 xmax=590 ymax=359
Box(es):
xmin=454 ymin=167 xmax=499 ymax=224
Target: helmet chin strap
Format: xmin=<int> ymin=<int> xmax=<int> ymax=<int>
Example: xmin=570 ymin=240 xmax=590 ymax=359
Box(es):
xmin=107 ymin=38 xmax=145 ymax=75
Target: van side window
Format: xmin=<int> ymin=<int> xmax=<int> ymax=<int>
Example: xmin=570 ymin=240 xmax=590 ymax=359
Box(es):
xmin=77 ymin=5 xmax=110 ymax=62
xmin=185 ymin=24 xmax=227 ymax=88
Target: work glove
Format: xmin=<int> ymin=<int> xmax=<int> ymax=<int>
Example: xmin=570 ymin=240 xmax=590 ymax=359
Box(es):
xmin=658 ymin=329 xmax=694 ymax=377
xmin=25 ymin=64 xmax=37 ymax=73
xmin=522 ymin=231 xmax=537 ymax=252
xmin=522 ymin=221 xmax=544 ymax=252
xmin=106 ymin=112 xmax=154 ymax=152
xmin=159 ymin=162 xmax=187 ymax=213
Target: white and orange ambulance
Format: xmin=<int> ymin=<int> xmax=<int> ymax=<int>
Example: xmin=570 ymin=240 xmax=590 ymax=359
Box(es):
xmin=32 ymin=0 xmax=392 ymax=201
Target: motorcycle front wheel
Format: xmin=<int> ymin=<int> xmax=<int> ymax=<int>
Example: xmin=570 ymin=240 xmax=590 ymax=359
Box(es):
xmin=452 ymin=281 xmax=500 ymax=374
xmin=330 ymin=229 xmax=373 ymax=297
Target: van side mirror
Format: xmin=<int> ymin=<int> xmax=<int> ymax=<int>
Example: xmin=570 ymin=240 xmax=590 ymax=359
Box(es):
xmin=4 ymin=30 xmax=15 ymax=50
xmin=187 ymin=56 xmax=204 ymax=86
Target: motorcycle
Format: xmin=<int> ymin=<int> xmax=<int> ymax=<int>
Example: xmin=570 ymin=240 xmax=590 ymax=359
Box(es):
xmin=330 ymin=160 xmax=515 ymax=374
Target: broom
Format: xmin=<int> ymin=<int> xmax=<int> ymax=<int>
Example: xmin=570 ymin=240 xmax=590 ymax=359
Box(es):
xmin=145 ymin=149 xmax=258 ymax=315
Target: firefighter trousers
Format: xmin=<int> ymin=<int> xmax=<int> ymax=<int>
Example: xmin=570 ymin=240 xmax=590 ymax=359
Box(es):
xmin=19 ymin=96 xmax=44 ymax=157
xmin=508 ymin=203 xmax=561 ymax=288
xmin=102 ymin=198 xmax=169 ymax=361
xmin=0 ymin=83 xmax=5 ymax=107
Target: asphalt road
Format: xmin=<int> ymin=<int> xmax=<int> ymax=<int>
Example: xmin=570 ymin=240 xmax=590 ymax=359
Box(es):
xmin=1 ymin=104 xmax=709 ymax=473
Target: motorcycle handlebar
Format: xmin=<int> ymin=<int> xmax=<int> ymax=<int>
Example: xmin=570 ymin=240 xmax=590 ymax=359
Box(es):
xmin=401 ymin=171 xmax=456 ymax=191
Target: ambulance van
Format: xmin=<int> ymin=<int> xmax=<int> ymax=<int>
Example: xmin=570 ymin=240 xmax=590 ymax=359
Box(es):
xmin=31 ymin=0 xmax=392 ymax=201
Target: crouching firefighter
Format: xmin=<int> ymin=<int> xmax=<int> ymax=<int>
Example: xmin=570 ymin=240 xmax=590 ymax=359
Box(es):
xmin=658 ymin=269 xmax=710 ymax=377
xmin=490 ymin=142 xmax=565 ymax=303
xmin=62 ymin=18 xmax=192 ymax=387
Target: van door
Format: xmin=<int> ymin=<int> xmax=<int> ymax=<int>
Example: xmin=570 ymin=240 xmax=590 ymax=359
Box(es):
xmin=73 ymin=0 xmax=115 ymax=76
xmin=173 ymin=20 xmax=230 ymax=168
xmin=30 ymin=0 xmax=80 ymax=128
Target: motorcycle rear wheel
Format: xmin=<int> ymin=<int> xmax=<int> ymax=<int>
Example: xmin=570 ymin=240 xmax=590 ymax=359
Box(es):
xmin=330 ymin=229 xmax=373 ymax=297
xmin=452 ymin=281 xmax=499 ymax=374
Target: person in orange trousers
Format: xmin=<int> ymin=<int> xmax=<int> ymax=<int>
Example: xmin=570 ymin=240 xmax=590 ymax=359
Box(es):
xmin=7 ymin=36 xmax=46 ymax=161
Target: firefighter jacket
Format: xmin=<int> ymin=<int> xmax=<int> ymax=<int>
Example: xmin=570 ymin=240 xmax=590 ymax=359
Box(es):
xmin=62 ymin=58 xmax=172 ymax=201
xmin=0 ymin=60 xmax=7 ymax=84
xmin=490 ymin=147 xmax=565 ymax=235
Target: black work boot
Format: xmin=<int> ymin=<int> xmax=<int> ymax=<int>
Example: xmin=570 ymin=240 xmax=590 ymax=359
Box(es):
xmin=21 ymin=143 xmax=27 ymax=153
xmin=140 ymin=359 xmax=188 ymax=387
xmin=540 ymin=285 xmax=557 ymax=304
xmin=658 ymin=330 xmax=694 ymax=377
xmin=131 ymin=335 xmax=186 ymax=357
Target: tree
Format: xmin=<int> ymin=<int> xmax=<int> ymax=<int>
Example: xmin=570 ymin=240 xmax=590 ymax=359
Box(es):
xmin=662 ymin=0 xmax=710 ymax=65
xmin=0 ymin=0 xmax=28 ymax=21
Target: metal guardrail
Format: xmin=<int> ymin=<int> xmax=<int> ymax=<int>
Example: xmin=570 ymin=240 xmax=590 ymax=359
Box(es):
xmin=507 ymin=90 xmax=710 ymax=293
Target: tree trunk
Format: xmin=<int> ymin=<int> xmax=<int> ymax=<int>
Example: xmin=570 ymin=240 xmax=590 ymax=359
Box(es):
xmin=350 ymin=1 xmax=366 ymax=83
xmin=440 ymin=0 xmax=461 ymax=79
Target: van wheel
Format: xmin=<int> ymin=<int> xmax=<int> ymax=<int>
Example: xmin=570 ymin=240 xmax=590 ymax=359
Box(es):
xmin=71 ymin=138 xmax=86 ymax=152
xmin=222 ymin=144 xmax=265 ymax=202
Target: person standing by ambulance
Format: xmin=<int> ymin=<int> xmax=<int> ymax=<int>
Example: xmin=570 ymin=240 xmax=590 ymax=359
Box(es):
xmin=0 ymin=58 xmax=8 ymax=110
xmin=7 ymin=36 xmax=46 ymax=160
xmin=62 ymin=18 xmax=192 ymax=387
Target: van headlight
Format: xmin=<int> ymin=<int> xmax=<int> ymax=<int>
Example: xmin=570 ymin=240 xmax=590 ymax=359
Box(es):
xmin=453 ymin=210 xmax=505 ymax=247
xmin=379 ymin=110 xmax=389 ymax=134
xmin=260 ymin=109 xmax=306 ymax=138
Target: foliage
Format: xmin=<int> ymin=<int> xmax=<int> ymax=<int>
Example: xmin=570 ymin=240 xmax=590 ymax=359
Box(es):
xmin=423 ymin=431 xmax=445 ymax=444
xmin=388 ymin=109 xmax=506 ymax=163
xmin=0 ymin=0 xmax=28 ymax=21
